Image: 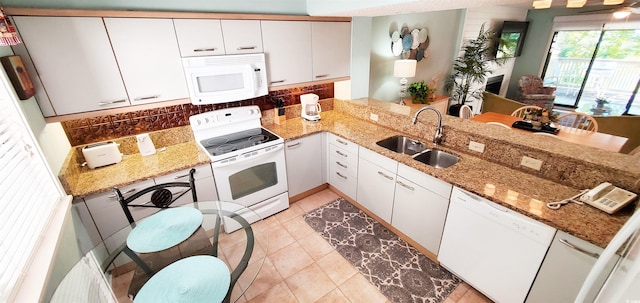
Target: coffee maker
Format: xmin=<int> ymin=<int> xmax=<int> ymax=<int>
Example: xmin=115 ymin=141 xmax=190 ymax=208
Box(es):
xmin=300 ymin=93 xmax=321 ymax=121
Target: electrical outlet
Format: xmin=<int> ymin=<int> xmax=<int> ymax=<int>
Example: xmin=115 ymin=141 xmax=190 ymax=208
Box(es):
xmin=370 ymin=113 xmax=379 ymax=121
xmin=521 ymin=156 xmax=543 ymax=170
xmin=469 ymin=141 xmax=485 ymax=153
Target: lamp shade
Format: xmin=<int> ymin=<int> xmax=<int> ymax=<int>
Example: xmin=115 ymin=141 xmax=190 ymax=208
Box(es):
xmin=603 ymin=0 xmax=623 ymax=4
xmin=393 ymin=59 xmax=417 ymax=78
xmin=566 ymin=0 xmax=586 ymax=8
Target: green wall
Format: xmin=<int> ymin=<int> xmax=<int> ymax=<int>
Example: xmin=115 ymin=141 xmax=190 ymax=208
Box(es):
xmin=3 ymin=0 xmax=307 ymax=15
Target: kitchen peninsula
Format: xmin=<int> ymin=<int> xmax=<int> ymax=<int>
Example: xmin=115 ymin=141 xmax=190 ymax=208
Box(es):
xmin=60 ymin=98 xmax=639 ymax=250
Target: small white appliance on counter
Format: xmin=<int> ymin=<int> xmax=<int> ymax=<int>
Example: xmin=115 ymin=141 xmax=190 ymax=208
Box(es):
xmin=300 ymin=93 xmax=321 ymax=121
xmin=190 ymin=105 xmax=289 ymax=232
xmin=82 ymin=141 xmax=122 ymax=169
xmin=182 ymin=53 xmax=268 ymax=105
xmin=136 ymin=133 xmax=156 ymax=156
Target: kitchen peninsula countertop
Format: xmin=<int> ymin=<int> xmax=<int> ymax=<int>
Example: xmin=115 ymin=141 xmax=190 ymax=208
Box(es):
xmin=264 ymin=111 xmax=632 ymax=249
xmin=60 ymin=110 xmax=632 ymax=248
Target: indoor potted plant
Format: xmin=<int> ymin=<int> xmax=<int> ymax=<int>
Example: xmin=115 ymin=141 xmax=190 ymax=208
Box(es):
xmin=407 ymin=81 xmax=434 ymax=104
xmin=445 ymin=24 xmax=501 ymax=116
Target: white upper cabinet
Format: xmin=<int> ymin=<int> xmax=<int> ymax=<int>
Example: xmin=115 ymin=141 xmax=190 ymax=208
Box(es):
xmin=14 ymin=16 xmax=130 ymax=115
xmin=173 ymin=19 xmax=226 ymax=57
xmin=220 ymin=20 xmax=264 ymax=54
xmin=104 ymin=18 xmax=188 ymax=105
xmin=311 ymin=22 xmax=351 ymax=80
xmin=261 ymin=21 xmax=312 ymax=86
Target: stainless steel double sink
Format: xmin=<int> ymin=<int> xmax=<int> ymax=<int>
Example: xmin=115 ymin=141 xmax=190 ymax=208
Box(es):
xmin=376 ymin=135 xmax=459 ymax=169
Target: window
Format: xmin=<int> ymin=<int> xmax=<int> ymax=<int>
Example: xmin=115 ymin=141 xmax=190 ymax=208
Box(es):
xmin=541 ymin=18 xmax=640 ymax=116
xmin=0 ymin=69 xmax=67 ymax=301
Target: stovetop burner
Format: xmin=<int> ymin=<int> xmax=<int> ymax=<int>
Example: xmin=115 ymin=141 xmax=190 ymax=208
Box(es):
xmin=200 ymin=128 xmax=280 ymax=157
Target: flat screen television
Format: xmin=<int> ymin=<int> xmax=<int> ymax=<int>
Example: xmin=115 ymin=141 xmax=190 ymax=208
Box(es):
xmin=495 ymin=21 xmax=529 ymax=58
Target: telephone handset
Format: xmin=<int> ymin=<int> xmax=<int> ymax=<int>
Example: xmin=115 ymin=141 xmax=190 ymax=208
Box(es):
xmin=580 ymin=182 xmax=638 ymax=214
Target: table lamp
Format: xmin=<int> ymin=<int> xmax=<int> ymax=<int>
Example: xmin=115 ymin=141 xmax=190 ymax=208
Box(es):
xmin=394 ymin=59 xmax=417 ymax=105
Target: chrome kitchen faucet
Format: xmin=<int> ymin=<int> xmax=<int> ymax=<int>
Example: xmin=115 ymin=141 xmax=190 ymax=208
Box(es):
xmin=411 ymin=106 xmax=443 ymax=145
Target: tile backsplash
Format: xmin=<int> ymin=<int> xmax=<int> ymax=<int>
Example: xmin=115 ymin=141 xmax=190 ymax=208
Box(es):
xmin=61 ymin=83 xmax=334 ymax=146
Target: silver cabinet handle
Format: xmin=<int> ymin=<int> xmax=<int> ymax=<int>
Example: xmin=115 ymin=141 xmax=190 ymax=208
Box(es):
xmin=237 ymin=46 xmax=257 ymax=50
xmin=396 ymin=181 xmax=415 ymax=191
xmin=174 ymin=173 xmax=190 ymax=180
xmin=335 ymin=138 xmax=348 ymax=145
xmin=336 ymin=172 xmax=347 ymax=180
xmin=559 ymin=239 xmax=600 ymax=258
xmin=335 ymin=150 xmax=347 ymax=157
xmin=134 ymin=95 xmax=160 ymax=101
xmin=108 ymin=188 xmax=136 ymax=199
xmin=378 ymin=171 xmax=393 ymax=180
xmin=287 ymin=142 xmax=301 ymax=148
xmin=193 ymin=48 xmax=217 ymax=52
xmin=336 ymin=161 xmax=347 ymax=169
xmin=98 ymin=99 xmax=127 ymax=106
xmin=315 ymin=74 xmax=329 ymax=78
xmin=270 ymin=80 xmax=285 ymax=84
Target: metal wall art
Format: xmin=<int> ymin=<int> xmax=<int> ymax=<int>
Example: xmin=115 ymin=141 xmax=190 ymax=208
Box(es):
xmin=390 ymin=26 xmax=430 ymax=61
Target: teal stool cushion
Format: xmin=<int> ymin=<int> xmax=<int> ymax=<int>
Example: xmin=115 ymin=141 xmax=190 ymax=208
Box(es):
xmin=127 ymin=207 xmax=203 ymax=253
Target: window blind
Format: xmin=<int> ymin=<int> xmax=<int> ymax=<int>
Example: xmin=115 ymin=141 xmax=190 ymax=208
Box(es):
xmin=0 ymin=71 xmax=62 ymax=301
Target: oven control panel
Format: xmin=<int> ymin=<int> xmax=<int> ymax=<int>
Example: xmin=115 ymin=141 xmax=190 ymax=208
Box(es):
xmin=190 ymin=105 xmax=262 ymax=133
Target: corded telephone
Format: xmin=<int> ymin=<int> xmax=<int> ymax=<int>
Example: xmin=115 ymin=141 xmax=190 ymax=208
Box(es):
xmin=579 ymin=182 xmax=638 ymax=214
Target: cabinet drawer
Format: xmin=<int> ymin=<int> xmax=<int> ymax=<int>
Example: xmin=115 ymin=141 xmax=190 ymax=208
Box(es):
xmin=84 ymin=179 xmax=156 ymax=239
xmin=397 ymin=163 xmax=452 ymax=199
xmin=329 ymin=161 xmax=357 ymax=199
xmin=155 ymin=164 xmax=217 ymax=205
xmin=329 ymin=144 xmax=358 ymax=169
xmin=328 ymin=133 xmax=358 ymax=154
xmin=359 ymin=147 xmax=397 ymax=173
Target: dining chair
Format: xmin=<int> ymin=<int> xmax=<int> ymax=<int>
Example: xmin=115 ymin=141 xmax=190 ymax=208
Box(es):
xmin=556 ymin=112 xmax=599 ymax=133
xmin=487 ymin=121 xmax=511 ymax=129
xmin=511 ymin=105 xmax=543 ymax=119
xmin=459 ymin=104 xmax=474 ymax=119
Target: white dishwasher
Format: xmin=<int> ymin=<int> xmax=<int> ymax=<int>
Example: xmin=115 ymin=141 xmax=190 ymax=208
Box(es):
xmin=438 ymin=187 xmax=556 ymax=303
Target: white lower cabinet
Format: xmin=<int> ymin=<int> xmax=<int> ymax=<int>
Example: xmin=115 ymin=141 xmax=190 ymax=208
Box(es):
xmin=82 ymin=165 xmax=217 ymax=241
xmin=526 ymin=230 xmax=619 ymax=303
xmin=327 ymin=134 xmax=358 ymax=200
xmin=356 ymin=147 xmax=397 ymax=223
xmin=284 ymin=133 xmax=324 ymax=197
xmin=391 ymin=163 xmax=452 ymax=255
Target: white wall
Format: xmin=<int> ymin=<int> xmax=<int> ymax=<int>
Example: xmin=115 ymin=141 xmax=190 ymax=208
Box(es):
xmin=350 ymin=17 xmax=373 ymax=99
xmin=369 ymin=10 xmax=464 ymax=103
xmin=0 ymin=46 xmax=71 ymax=175
xmin=460 ymin=6 xmax=528 ymax=112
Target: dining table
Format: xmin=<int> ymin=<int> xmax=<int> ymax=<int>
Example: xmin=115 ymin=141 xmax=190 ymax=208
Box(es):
xmin=471 ymin=112 xmax=629 ymax=153
xmin=49 ymin=201 xmax=267 ymax=303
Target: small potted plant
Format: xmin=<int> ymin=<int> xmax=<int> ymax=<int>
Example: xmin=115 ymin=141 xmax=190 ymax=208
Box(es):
xmin=407 ymin=81 xmax=434 ymax=104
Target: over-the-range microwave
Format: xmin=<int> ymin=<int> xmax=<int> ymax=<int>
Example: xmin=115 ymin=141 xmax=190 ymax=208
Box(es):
xmin=182 ymin=53 xmax=268 ymax=105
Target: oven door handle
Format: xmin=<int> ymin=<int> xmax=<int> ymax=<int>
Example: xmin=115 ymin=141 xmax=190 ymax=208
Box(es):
xmin=211 ymin=144 xmax=283 ymax=168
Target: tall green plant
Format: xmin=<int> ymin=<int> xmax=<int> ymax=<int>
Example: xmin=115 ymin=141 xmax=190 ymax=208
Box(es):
xmin=445 ymin=24 xmax=501 ymax=105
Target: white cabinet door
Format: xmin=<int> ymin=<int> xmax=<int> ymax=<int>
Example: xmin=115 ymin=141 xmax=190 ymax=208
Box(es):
xmin=285 ymin=133 xmax=324 ymax=197
xmin=261 ymin=21 xmax=312 ymax=86
xmin=356 ymin=148 xmax=397 ymax=223
xmin=153 ymin=164 xmax=218 ymax=205
xmin=173 ymin=19 xmax=226 ymax=57
xmin=526 ymin=231 xmax=618 ymax=303
xmin=14 ymin=16 xmax=130 ymax=115
xmin=311 ymin=22 xmax=351 ymax=81
xmin=104 ymin=18 xmax=188 ymax=105
xmin=220 ymin=20 xmax=263 ymax=54
xmin=84 ymin=179 xmax=156 ymax=241
xmin=392 ymin=163 xmax=452 ymax=255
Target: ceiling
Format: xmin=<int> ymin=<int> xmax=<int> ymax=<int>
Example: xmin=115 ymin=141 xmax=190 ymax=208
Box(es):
xmin=307 ymin=0 xmax=633 ymax=16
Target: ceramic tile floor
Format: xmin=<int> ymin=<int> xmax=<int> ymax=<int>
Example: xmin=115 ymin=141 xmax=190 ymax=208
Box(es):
xmin=112 ymin=189 xmax=493 ymax=303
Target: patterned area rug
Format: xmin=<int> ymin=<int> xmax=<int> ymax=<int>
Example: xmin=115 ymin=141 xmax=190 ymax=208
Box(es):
xmin=304 ymin=198 xmax=461 ymax=303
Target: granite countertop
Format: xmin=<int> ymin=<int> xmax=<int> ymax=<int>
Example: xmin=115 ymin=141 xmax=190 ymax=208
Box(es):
xmin=264 ymin=111 xmax=631 ymax=248
xmin=59 ymin=110 xmax=632 ymax=248
xmin=59 ymin=141 xmax=211 ymax=198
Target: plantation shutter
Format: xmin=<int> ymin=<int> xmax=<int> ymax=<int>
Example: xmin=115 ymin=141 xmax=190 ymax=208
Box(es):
xmin=0 ymin=69 xmax=64 ymax=301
